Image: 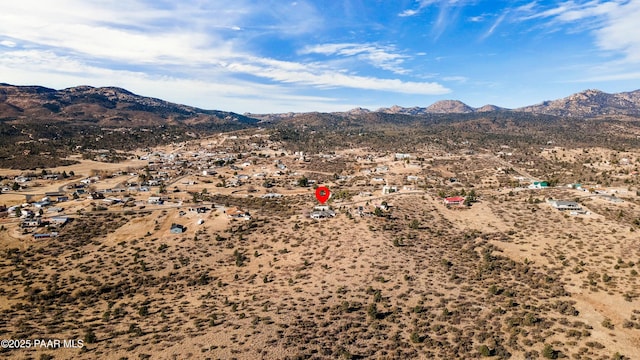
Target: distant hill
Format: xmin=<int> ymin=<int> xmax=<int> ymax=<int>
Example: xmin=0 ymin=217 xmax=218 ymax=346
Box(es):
xmin=0 ymin=83 xmax=258 ymax=126
xmin=369 ymin=89 xmax=640 ymax=118
xmin=257 ymin=89 xmax=640 ymax=119
xmin=3 ymin=84 xmax=640 ymax=126
xmin=376 ymin=100 xmax=479 ymax=115
xmin=516 ymin=89 xmax=640 ymax=117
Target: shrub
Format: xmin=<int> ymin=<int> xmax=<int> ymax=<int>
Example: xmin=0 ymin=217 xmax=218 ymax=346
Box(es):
xmin=84 ymin=328 xmax=97 ymax=344
xmin=478 ymin=345 xmax=492 ymax=357
xmin=542 ymin=344 xmax=558 ymax=359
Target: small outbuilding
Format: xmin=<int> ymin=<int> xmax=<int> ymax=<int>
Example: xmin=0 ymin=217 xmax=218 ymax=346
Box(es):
xmin=170 ymin=223 xmax=185 ymax=234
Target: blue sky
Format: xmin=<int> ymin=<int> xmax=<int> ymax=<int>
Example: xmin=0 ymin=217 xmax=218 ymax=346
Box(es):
xmin=1 ymin=0 xmax=639 ymax=113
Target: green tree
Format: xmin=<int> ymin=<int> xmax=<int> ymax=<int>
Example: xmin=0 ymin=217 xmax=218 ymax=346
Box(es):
xmin=367 ymin=303 xmax=378 ymax=319
xmin=297 ymin=176 xmax=309 ymax=187
xmin=410 ymin=331 xmax=422 ymax=343
xmin=12 ymin=182 xmax=19 ymax=191
xmin=84 ymin=328 xmax=97 ymax=344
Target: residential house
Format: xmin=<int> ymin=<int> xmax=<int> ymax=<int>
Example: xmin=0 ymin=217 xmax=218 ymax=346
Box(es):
xmin=310 ymin=205 xmax=336 ymax=219
xmin=49 ymin=216 xmax=69 ymax=226
xmin=548 ymin=200 xmax=582 ymax=211
xmin=376 ymin=203 xmax=391 ymax=211
xmin=33 ymin=200 xmax=51 ymax=208
xmin=80 ymin=177 xmax=98 ymax=185
xmin=88 ymin=192 xmax=105 ymax=200
xmin=148 ymin=196 xmax=163 ymax=204
xmin=528 ymin=181 xmax=550 ymax=189
xmin=382 ymin=185 xmax=398 ymax=195
xmin=443 ymin=196 xmax=466 ymax=207
xmin=225 ymin=207 xmax=251 ymax=220
xmin=21 ymin=218 xmax=42 ymax=228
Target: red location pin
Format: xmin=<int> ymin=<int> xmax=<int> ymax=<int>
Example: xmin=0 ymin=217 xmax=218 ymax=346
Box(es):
xmin=315 ymin=186 xmax=330 ymax=204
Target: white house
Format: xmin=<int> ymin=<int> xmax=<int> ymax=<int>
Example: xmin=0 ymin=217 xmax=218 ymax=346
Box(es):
xmin=548 ymin=200 xmax=581 ymax=211
xmin=148 ymin=196 xmax=163 ymax=204
xmin=528 ymin=181 xmax=550 ymax=189
xmin=382 ymin=185 xmax=398 ymax=195
xmin=310 ymin=205 xmax=335 ymax=219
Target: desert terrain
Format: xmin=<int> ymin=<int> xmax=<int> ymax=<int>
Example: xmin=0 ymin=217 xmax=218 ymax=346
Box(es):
xmin=1 ymin=121 xmax=640 ymax=360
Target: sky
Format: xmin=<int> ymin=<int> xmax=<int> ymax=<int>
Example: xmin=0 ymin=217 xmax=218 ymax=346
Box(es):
xmin=1 ymin=0 xmax=639 ymax=113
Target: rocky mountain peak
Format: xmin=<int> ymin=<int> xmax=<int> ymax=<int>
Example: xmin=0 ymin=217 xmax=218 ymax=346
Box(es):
xmin=425 ymin=100 xmax=475 ymax=114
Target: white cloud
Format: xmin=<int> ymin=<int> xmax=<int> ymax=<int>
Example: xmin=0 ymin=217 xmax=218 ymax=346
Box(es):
xmin=443 ymin=76 xmax=468 ymax=83
xmin=398 ymin=0 xmax=441 ymax=16
xmin=521 ymin=0 xmax=640 ymax=64
xmin=0 ymin=49 xmax=347 ymax=113
xmin=568 ymin=71 xmax=640 ymax=82
xmin=0 ymin=40 xmax=16 ymax=47
xmin=593 ymin=1 xmax=640 ymax=63
xmin=300 ymin=43 xmax=411 ymax=74
xmin=399 ymin=9 xmax=420 ymax=17
xmin=0 ymin=0 xmax=452 ymax=112
xmin=480 ymin=11 xmax=508 ymax=40
xmin=223 ymin=56 xmax=449 ymax=95
xmin=398 ymin=0 xmax=466 ymax=17
xmin=0 ymin=47 xmax=450 ymax=112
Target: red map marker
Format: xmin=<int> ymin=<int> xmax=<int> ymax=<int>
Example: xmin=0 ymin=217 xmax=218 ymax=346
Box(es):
xmin=315 ymin=186 xmax=330 ymax=204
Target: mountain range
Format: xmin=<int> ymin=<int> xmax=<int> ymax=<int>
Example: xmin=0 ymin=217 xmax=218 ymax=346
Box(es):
xmin=344 ymin=89 xmax=640 ymax=118
xmin=1 ymin=83 xmax=640 ymax=125
xmin=0 ymin=83 xmax=257 ymax=127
